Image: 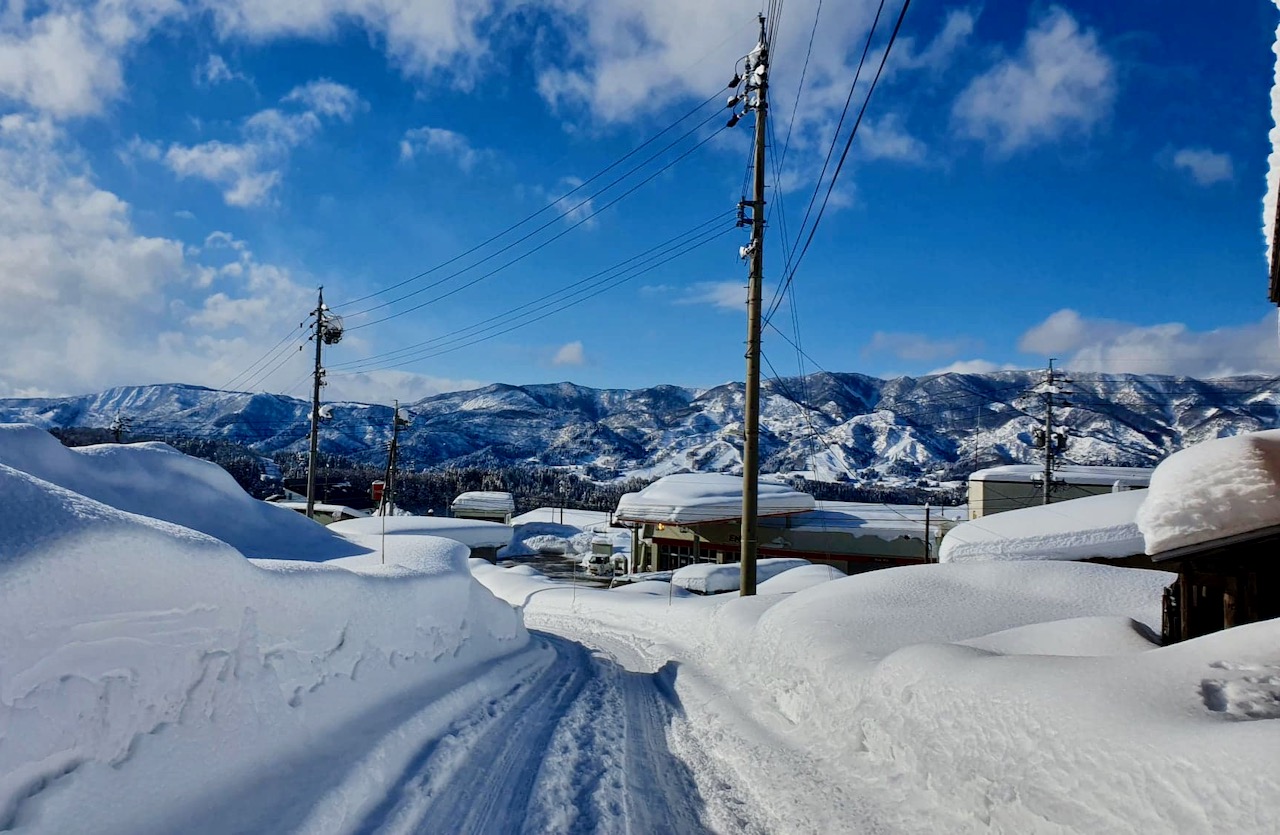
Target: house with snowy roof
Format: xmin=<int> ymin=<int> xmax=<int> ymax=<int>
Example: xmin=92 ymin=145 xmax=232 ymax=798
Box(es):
xmin=1136 ymin=430 xmax=1280 ymax=643
xmin=614 ymin=472 xmax=964 ymax=574
xmin=450 ymin=490 xmax=516 ymax=525
xmin=966 ymin=464 xmax=1152 ymax=519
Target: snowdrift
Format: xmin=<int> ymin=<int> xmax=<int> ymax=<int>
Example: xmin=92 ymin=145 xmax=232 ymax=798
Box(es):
xmin=0 ymin=461 xmax=528 ymax=832
xmin=0 ymin=423 xmax=362 ymax=560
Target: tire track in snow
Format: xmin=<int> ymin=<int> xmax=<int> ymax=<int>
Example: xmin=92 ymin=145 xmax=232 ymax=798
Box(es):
xmin=356 ymin=632 xmax=716 ymax=834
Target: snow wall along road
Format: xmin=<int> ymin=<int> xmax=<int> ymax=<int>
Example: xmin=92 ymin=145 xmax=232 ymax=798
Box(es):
xmin=0 ymin=427 xmax=530 ymax=833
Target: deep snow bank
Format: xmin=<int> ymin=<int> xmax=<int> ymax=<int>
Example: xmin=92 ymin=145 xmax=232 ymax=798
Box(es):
xmin=0 ymin=423 xmax=362 ymax=560
xmin=0 ymin=463 xmax=528 ymax=831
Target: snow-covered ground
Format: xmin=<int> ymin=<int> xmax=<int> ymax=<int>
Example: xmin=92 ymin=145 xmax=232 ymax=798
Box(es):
xmin=6 ymin=423 xmax=1280 ymax=833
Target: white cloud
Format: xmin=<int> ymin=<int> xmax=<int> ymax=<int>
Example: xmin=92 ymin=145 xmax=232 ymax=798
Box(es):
xmin=400 ymin=126 xmax=486 ymax=171
xmin=929 ymin=359 xmax=1019 ymax=375
xmin=0 ymin=115 xmax=323 ymax=398
xmin=952 ymin=8 xmax=1115 ymax=154
xmin=0 ymin=1 xmax=180 ymax=118
xmin=152 ymin=79 xmax=363 ymax=207
xmin=201 ymin=0 xmax=493 ymax=85
xmin=864 ymin=331 xmax=979 ymax=362
xmin=552 ymin=340 xmax=586 ymax=367
xmin=324 ymin=369 xmax=486 ymax=404
xmin=1018 ymin=308 xmax=1280 ymax=377
xmin=855 ymin=114 xmax=927 ymax=163
xmin=195 ymin=54 xmax=248 ymax=86
xmin=1172 ymin=147 xmax=1234 ymax=186
xmin=676 ymin=281 xmax=745 ymax=312
xmin=894 ymin=8 xmax=977 ymax=73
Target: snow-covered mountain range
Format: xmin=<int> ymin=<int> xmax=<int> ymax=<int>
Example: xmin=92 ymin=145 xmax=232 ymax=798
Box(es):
xmin=2 ymin=371 xmax=1277 ymax=481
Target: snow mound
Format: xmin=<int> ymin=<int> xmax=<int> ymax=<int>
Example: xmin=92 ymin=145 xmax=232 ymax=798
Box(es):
xmin=671 ymin=557 xmax=809 ymax=594
xmin=756 ymin=563 xmax=845 ymax=594
xmin=612 ymin=580 xmax=692 ymax=597
xmin=325 ymin=534 xmax=471 ymax=574
xmin=940 ymin=490 xmax=1147 ymax=563
xmin=1137 ymin=428 xmax=1280 ymax=555
xmin=0 ymin=423 xmax=362 ymax=561
xmin=958 ymin=615 xmax=1158 ymax=657
xmin=0 ymin=462 xmax=527 ymax=831
xmin=616 ymin=473 xmax=814 ymax=524
xmin=328 ymin=514 xmax=513 ymax=549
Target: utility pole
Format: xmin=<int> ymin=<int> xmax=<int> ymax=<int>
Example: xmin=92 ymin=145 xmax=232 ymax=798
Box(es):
xmin=305 ymin=287 xmax=343 ymax=520
xmin=732 ymin=14 xmax=769 ymax=597
xmin=381 ymin=401 xmax=409 ymax=516
xmin=1032 ymin=359 xmax=1071 ymax=505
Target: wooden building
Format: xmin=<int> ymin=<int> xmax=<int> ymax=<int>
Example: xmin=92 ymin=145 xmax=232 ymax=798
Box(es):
xmin=1156 ymin=524 xmax=1280 ymax=644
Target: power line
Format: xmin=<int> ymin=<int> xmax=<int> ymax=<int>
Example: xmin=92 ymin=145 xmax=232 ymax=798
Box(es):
xmin=345 ymin=123 xmax=732 ymax=335
xmin=332 ymin=89 xmax=726 ymax=312
xmin=331 ymin=213 xmax=733 ymax=371
xmin=765 ymin=0 xmax=911 ymax=326
xmin=340 ymin=108 xmax=728 ymax=323
xmin=335 ymin=224 xmax=738 ymax=374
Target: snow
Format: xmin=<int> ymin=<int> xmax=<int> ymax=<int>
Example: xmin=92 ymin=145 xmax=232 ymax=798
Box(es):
xmin=10 ymin=420 xmax=1280 ymax=832
xmin=450 ymin=490 xmax=515 ymax=515
xmin=940 ymin=489 xmax=1147 ymax=563
xmin=755 ymin=562 xmax=845 ymax=593
xmin=1138 ymin=428 xmax=1280 ymax=555
xmin=327 ymin=514 xmax=513 ymax=549
xmin=513 ymin=507 xmax=614 ymax=529
xmin=670 ymin=557 xmax=809 ymax=594
xmin=0 ymin=458 xmax=528 ymax=832
xmin=970 ymin=463 xmax=1153 ymax=487
xmin=615 ymin=472 xmax=814 ymax=524
xmin=0 ymin=423 xmax=362 ymax=560
xmin=773 ymin=500 xmax=966 ymax=541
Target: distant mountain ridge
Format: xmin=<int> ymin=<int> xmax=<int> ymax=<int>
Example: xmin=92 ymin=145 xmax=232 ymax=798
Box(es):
xmin=2 ymin=371 xmax=1277 ymax=481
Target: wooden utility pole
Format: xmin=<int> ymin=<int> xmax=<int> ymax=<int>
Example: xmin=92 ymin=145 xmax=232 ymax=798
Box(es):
xmin=739 ymin=14 xmax=769 ymax=597
xmin=305 ymin=287 xmax=343 ymax=520
xmin=381 ymin=400 xmax=409 ymax=516
xmin=305 ymin=288 xmax=326 ymax=520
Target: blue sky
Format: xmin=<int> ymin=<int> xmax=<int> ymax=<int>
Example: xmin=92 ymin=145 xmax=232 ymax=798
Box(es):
xmin=1 ymin=0 xmax=1278 ymax=403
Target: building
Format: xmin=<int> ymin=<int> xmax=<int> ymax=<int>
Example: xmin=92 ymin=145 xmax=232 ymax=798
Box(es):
xmin=1154 ymin=524 xmax=1280 ymax=643
xmin=451 ymin=491 xmax=516 ymax=525
xmin=967 ymin=464 xmax=1152 ymax=519
xmin=268 ymin=500 xmax=370 ymax=526
xmin=615 ymin=473 xmax=963 ymax=574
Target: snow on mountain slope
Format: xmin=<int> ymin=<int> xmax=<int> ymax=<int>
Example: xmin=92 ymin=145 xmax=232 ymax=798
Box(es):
xmin=0 ymin=423 xmax=361 ymax=560
xmin=0 ymin=461 xmax=529 ymax=833
xmin=0 ymin=371 xmax=1276 ymax=480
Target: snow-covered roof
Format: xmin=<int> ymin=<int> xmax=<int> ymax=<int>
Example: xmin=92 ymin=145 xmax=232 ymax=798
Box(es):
xmin=271 ymin=500 xmax=369 ymax=518
xmin=763 ymin=501 xmax=967 ymax=541
xmin=940 ymin=490 xmax=1147 ymax=563
xmin=615 ymin=473 xmax=814 ymax=525
xmin=328 ymin=515 xmax=513 ymax=549
xmin=970 ymin=464 xmax=1153 ymax=487
xmin=450 ymin=491 xmax=515 ymax=515
xmin=1138 ymin=428 xmax=1280 ymax=556
xmin=670 ymin=558 xmax=809 ymax=594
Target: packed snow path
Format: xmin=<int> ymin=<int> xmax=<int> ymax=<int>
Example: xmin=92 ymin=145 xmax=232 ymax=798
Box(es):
xmin=355 ymin=629 xmax=754 ymax=835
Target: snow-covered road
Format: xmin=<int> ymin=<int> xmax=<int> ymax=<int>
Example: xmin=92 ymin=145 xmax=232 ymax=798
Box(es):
xmin=355 ymin=626 xmax=750 ymax=834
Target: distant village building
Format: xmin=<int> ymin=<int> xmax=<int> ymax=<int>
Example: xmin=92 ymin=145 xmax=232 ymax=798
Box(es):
xmin=451 ymin=491 xmax=516 ymax=525
xmin=967 ymin=464 xmax=1152 ymax=519
xmin=269 ymin=500 xmax=370 ymax=526
xmin=614 ymin=473 xmax=963 ymax=574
